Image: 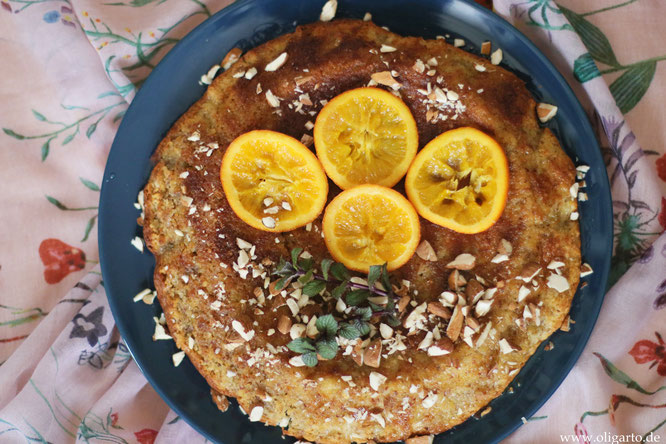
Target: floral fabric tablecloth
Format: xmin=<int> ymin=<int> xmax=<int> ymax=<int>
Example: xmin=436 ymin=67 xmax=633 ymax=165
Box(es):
xmin=0 ymin=0 xmax=665 ymax=443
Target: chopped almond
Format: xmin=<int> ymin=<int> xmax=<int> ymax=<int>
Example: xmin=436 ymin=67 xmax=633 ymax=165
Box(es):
xmin=537 ymin=103 xmax=558 ymax=123
xmin=427 ymin=302 xmax=452 ymax=320
xmin=446 ymin=253 xmax=476 ymax=270
xmin=371 ymin=71 xmax=402 ymax=89
xmin=277 ymin=315 xmax=292 ymax=335
xmin=405 ymin=435 xmax=434 ymax=444
xmin=465 ymin=279 xmax=484 ymax=302
xmin=446 ymin=306 xmax=463 ymax=341
xmin=428 ymin=337 xmax=454 ymax=356
xmin=397 ymin=294 xmax=411 ymax=312
xmin=221 ymin=47 xmax=242 ymax=69
xmin=364 ymin=340 xmax=382 ymax=368
xmin=351 ymin=341 xmax=365 ymax=366
xmin=480 ymin=41 xmax=491 ymax=55
xmin=415 ymin=240 xmax=437 ymax=261
xmin=448 ymin=269 xmax=467 ymax=291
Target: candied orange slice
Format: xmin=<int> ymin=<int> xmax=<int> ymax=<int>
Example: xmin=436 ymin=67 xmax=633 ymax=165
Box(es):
xmin=322 ymin=184 xmax=420 ymax=272
xmin=221 ymin=130 xmax=328 ymax=232
xmin=405 ymin=127 xmax=509 ymax=234
xmin=314 ymin=87 xmax=418 ymax=189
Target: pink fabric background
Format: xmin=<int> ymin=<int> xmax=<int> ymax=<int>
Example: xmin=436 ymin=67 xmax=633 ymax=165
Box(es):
xmin=0 ymin=0 xmax=664 ymax=442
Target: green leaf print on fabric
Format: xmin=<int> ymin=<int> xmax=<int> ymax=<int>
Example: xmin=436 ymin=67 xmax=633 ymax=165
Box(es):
xmin=609 ymin=61 xmax=658 ymax=114
xmin=594 ymin=353 xmax=666 ymax=395
xmin=558 ymin=5 xmax=619 ymax=67
xmin=45 ymin=178 xmax=100 ymax=242
xmin=573 ymin=53 xmax=601 ymax=82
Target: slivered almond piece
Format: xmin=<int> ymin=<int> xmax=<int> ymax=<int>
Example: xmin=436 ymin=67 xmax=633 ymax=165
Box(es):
xmin=413 ymin=59 xmax=426 ymax=73
xmin=371 ymin=71 xmax=401 ymax=90
xmin=537 ymin=103 xmax=558 ymax=123
xmin=265 ymin=90 xmax=280 ymax=108
xmin=476 ymin=322 xmax=492 ymax=347
xmin=490 ymin=48 xmax=503 ymax=65
xmin=232 ymin=320 xmax=255 ymax=341
xmin=428 ymin=337 xmax=454 ymax=356
xmin=466 ymin=316 xmax=481 ymax=331
xmin=498 ymin=239 xmax=513 ymax=255
xmin=580 ymin=263 xmax=594 ymax=277
xmin=364 ymin=339 xmax=382 ymax=368
xmin=379 ymin=323 xmax=394 ymax=339
xmin=249 ymin=406 xmax=264 ymax=422
xmin=446 ymin=306 xmax=463 ymax=341
xmin=369 ymin=371 xmax=387 ymax=391
xmin=416 ymin=240 xmax=437 ymax=261
xmin=319 ymin=0 xmax=337 ymax=21
xmin=454 ymin=38 xmax=465 ymax=47
xmin=427 ymin=302 xmax=452 ymax=320
xmin=499 ymin=338 xmax=517 ymax=354
xmin=517 ymin=263 xmax=541 ymax=282
xmin=446 ymin=253 xmax=476 ymax=270
xmin=475 ymin=299 xmax=493 ymax=317
xmin=406 ymin=436 xmax=434 ymax=444
xmin=546 ymin=273 xmax=570 ymax=293
xmin=380 ymin=44 xmax=397 ymax=53
xmin=265 ymin=52 xmax=287 ymax=72
xmin=397 ymin=295 xmax=411 ymax=312
xmin=351 ymin=342 xmax=365 ymax=366
xmin=277 ymin=315 xmax=292 ymax=335
xmin=560 ymin=315 xmax=571 ymax=332
xmin=295 ymin=76 xmax=313 ymax=87
xmin=221 ymin=47 xmax=242 ymax=70
xmin=465 ymin=279 xmax=484 ymax=301
xmin=289 ymin=355 xmax=305 ymax=367
xmin=448 ymin=269 xmax=467 ymax=290
xmin=480 ymin=41 xmax=491 ymax=55
xmin=300 ymin=134 xmax=314 ymax=147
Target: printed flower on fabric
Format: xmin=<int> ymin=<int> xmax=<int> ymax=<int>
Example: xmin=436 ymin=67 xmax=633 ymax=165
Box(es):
xmin=135 ymin=428 xmax=158 ymax=444
xmin=657 ymin=153 xmax=666 ymax=182
xmin=629 ymin=332 xmax=666 ymax=376
xmin=70 ymin=306 xmax=108 ymax=346
xmin=42 ymin=6 xmax=76 ymax=27
xmin=39 ymin=238 xmax=86 ymax=284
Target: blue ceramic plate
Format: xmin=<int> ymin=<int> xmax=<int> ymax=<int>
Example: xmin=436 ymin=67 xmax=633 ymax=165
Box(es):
xmin=99 ymin=1 xmax=613 ymax=442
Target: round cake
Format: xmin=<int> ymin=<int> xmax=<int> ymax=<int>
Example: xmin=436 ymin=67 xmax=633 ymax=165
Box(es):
xmin=142 ymin=19 xmax=581 ymax=443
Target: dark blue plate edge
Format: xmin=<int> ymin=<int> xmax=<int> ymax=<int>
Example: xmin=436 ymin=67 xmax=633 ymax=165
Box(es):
xmin=97 ymin=0 xmax=614 ymax=442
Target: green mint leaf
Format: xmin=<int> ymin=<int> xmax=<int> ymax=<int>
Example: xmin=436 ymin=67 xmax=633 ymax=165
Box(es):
xmin=298 ymin=269 xmax=314 ymax=285
xmin=275 ymin=276 xmax=290 ymax=291
xmin=316 ymin=338 xmax=338 ymax=360
xmin=315 ymin=314 xmax=338 ymax=336
xmin=346 ymin=289 xmax=370 ymax=306
xmin=380 ymin=263 xmax=391 ymax=293
xmin=367 ymin=265 xmax=382 ymax=290
xmin=320 ymin=259 xmax=333 ymax=281
xmin=302 ymin=279 xmax=326 ymax=297
xmin=287 ymin=338 xmax=315 ymax=354
xmin=353 ymin=319 xmax=371 ymax=336
xmin=338 ymin=323 xmax=361 ymax=340
xmin=385 ymin=313 xmax=401 ymax=327
xmin=298 ymin=256 xmax=315 ymax=272
xmin=291 ymin=248 xmax=303 ymax=268
xmin=368 ymin=302 xmax=384 ymax=313
xmin=330 ymin=262 xmax=350 ymax=281
xmin=331 ymin=281 xmax=348 ymax=299
xmin=301 ymin=352 xmax=318 ymax=367
xmin=274 ymin=258 xmax=295 ymax=276
xmin=355 ymin=306 xmax=373 ymax=321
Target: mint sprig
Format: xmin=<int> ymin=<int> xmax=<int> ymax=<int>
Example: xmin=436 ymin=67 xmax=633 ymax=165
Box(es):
xmin=275 ymin=249 xmax=400 ymax=366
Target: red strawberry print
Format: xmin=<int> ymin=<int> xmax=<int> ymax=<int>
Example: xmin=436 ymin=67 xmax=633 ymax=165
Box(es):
xmin=629 ymin=332 xmax=666 ymax=376
xmin=656 ymin=153 xmax=666 ymax=182
xmin=38 ymin=238 xmax=86 ymax=284
xmin=135 ymin=428 xmax=158 ymax=444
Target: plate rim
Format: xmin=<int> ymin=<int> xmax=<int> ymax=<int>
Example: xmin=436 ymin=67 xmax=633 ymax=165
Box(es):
xmin=99 ymin=0 xmax=613 ymax=442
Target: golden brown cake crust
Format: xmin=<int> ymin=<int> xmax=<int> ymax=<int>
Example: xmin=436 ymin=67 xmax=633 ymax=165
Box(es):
xmin=142 ymin=19 xmax=580 ymax=444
